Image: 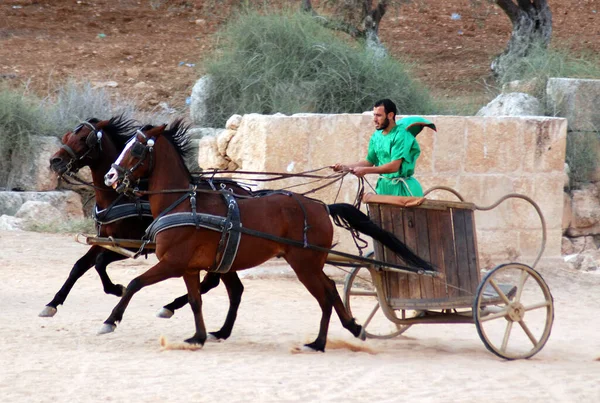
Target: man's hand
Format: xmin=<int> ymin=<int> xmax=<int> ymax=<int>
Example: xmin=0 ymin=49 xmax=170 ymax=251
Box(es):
xmin=331 ymin=163 xmax=348 ymax=172
xmin=351 ymin=166 xmax=370 ymax=177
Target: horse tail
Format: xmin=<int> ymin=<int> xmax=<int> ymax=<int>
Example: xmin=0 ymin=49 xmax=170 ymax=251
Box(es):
xmin=327 ymin=203 xmax=435 ymax=271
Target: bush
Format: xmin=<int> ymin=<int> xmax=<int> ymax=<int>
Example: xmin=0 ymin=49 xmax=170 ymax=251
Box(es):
xmin=566 ymin=131 xmax=600 ymax=187
xmin=496 ymin=42 xmax=600 ymax=99
xmin=200 ymin=10 xmax=435 ymax=127
xmin=0 ymin=86 xmax=49 ymax=187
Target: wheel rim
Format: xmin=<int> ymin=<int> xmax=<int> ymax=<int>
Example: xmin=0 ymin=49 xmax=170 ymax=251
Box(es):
xmin=343 ymin=266 xmax=412 ymax=339
xmin=473 ymin=263 xmax=554 ymax=360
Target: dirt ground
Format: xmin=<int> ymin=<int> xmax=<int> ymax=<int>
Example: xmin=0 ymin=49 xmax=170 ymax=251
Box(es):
xmin=1 ymin=230 xmax=600 ymax=402
xmin=1 ymin=0 xmax=599 ymax=112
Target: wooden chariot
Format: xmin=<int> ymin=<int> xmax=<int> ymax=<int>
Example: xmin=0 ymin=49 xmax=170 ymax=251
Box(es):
xmin=342 ymin=193 xmax=554 ymax=360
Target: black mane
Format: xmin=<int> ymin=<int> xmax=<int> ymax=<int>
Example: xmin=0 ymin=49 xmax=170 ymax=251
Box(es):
xmin=86 ymin=115 xmax=138 ymax=149
xmin=146 ymin=119 xmax=193 ymax=178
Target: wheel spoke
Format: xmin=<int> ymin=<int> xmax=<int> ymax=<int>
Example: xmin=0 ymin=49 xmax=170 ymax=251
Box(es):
xmin=349 ymin=290 xmax=378 ymax=297
xmin=519 ymin=320 xmax=539 ymax=346
xmin=501 ymin=320 xmax=513 ymax=352
xmin=479 ymin=307 xmax=509 ymax=322
xmin=362 ymin=303 xmax=381 ymax=328
xmin=515 ymin=270 xmax=529 ymax=302
xmin=523 ymin=300 xmax=551 ymax=312
xmin=490 ymin=279 xmax=512 ymax=304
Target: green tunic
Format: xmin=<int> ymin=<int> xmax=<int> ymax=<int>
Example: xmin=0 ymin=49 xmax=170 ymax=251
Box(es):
xmin=366 ymin=117 xmax=428 ymax=196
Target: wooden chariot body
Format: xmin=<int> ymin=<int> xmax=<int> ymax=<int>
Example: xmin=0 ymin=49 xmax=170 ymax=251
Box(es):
xmin=367 ymin=197 xmax=480 ymax=312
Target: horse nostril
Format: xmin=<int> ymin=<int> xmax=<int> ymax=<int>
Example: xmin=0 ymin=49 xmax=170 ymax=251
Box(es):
xmin=50 ymin=157 xmax=62 ymax=166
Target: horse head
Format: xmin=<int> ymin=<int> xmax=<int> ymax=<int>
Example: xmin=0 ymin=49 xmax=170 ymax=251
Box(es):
xmin=104 ymin=123 xmax=167 ymax=192
xmin=49 ymin=116 xmax=137 ymax=176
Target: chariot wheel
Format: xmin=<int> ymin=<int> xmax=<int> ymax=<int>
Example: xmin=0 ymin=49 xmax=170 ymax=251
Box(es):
xmin=473 ymin=263 xmax=554 ymax=360
xmin=343 ymin=263 xmax=415 ymax=339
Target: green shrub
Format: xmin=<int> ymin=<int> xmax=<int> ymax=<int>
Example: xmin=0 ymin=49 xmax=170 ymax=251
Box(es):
xmin=23 ymin=217 xmax=96 ymax=234
xmin=566 ymin=131 xmax=599 ymax=187
xmin=497 ymin=42 xmax=600 ymax=99
xmin=0 ymin=86 xmax=49 ymax=186
xmin=200 ymin=10 xmax=435 ymax=127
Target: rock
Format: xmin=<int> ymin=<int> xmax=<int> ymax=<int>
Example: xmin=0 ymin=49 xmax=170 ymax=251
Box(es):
xmin=567 ymin=184 xmax=600 ymax=236
xmin=188 ymin=127 xmax=224 ymax=140
xmin=562 ymin=191 xmax=572 ymax=232
xmin=0 ymin=215 xmax=23 ymax=231
xmin=563 ymin=163 xmax=570 ymax=189
xmin=190 ymin=75 xmax=212 ymax=126
xmin=0 ymin=190 xmax=84 ymax=219
xmin=476 ymin=93 xmax=543 ymax=117
xmin=5 ymin=136 xmax=61 ymax=191
xmin=216 ymin=129 xmax=236 ymax=156
xmin=225 ymin=114 xmax=243 ymax=130
xmin=197 ymin=135 xmax=228 ymax=170
xmin=92 ymin=81 xmax=118 ymax=88
xmin=565 ymin=249 xmax=600 ymax=272
xmin=501 ymin=78 xmax=545 ymax=96
xmin=547 ymin=78 xmax=600 ymax=132
xmin=15 ymin=201 xmax=63 ymax=225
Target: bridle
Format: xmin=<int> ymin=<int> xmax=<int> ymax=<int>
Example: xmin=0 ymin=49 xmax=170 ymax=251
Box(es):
xmin=111 ymin=129 xmax=155 ymax=195
xmin=60 ymin=121 xmax=104 ymax=175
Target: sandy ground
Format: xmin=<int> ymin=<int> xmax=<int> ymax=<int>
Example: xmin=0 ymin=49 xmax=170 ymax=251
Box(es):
xmin=1 ymin=230 xmax=600 ymax=403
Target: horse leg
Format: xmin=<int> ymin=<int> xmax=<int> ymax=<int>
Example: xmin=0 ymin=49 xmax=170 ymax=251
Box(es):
xmin=286 ymin=256 xmax=334 ymax=352
xmin=95 ymin=250 xmax=128 ymax=297
xmin=98 ymin=260 xmax=181 ymax=334
xmin=182 ymin=272 xmax=207 ymax=345
xmin=209 ymin=272 xmax=244 ymax=340
xmin=39 ymin=246 xmax=101 ymax=317
xmin=156 ymin=272 xmax=221 ymax=318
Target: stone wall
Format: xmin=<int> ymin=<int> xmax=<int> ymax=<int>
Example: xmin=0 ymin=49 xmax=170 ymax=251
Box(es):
xmin=198 ymin=113 xmax=567 ymax=269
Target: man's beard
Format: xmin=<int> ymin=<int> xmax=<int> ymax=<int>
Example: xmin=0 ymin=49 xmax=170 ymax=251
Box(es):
xmin=376 ymin=117 xmax=390 ymax=130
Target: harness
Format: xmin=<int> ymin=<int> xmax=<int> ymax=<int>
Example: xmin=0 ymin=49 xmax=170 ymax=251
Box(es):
xmin=143 ymin=190 xmax=241 ymax=274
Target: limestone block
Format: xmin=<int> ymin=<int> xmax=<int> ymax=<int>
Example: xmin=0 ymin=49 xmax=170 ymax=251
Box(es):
xmin=561 ymin=236 xmax=574 ymax=255
xmin=476 ymin=229 xmax=521 ymax=269
xmin=547 ymin=78 xmax=600 ymax=132
xmin=227 ymin=114 xmax=269 ymax=173
xmin=216 ymin=129 xmax=237 ymax=156
xmin=518 ymin=229 xmax=563 ymax=262
xmin=476 ymin=93 xmax=543 ymax=117
xmin=0 ymin=192 xmax=24 ymax=216
xmin=188 ymin=127 xmax=223 ymax=140
xmin=465 ymin=118 xmax=523 ymax=174
xmin=522 ymin=118 xmax=568 ymax=173
xmin=225 ymin=114 xmax=243 ymax=130
xmin=6 ymin=136 xmax=60 ymax=191
xmin=197 ymin=135 xmax=228 ymax=170
xmin=431 ymin=117 xmax=466 ymax=173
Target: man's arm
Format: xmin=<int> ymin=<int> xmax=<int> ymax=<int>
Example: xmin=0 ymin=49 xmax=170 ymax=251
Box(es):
xmin=332 ymin=159 xmax=373 ymax=172
xmin=351 ymin=159 xmax=402 ymax=177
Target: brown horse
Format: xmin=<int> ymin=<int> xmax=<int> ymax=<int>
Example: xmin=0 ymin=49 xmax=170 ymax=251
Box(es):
xmin=102 ymin=120 xmax=434 ymax=351
xmin=41 ymin=117 xmax=247 ymax=340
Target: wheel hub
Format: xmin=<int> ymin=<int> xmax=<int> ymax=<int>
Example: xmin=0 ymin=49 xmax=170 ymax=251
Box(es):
xmin=506 ymin=302 xmax=525 ymax=322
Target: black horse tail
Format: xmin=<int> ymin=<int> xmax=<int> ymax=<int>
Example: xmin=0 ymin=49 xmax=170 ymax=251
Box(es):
xmin=327 ymin=203 xmax=435 ymax=271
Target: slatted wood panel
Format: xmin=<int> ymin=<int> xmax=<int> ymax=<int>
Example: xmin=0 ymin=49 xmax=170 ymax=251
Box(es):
xmin=367 ymin=200 xmax=480 ymax=308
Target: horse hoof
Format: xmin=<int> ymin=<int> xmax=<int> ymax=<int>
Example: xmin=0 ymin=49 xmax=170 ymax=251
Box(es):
xmin=206 ymin=333 xmax=223 ymax=343
xmin=184 ymin=337 xmax=205 ymax=346
xmin=98 ymin=323 xmax=116 ymax=335
xmin=38 ymin=306 xmax=57 ymax=317
xmin=156 ymin=308 xmax=175 ymax=319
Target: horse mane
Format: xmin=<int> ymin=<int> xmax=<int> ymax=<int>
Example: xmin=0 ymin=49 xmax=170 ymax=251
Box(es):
xmin=87 ymin=115 xmax=138 ymax=149
xmin=150 ymin=118 xmax=193 ymax=178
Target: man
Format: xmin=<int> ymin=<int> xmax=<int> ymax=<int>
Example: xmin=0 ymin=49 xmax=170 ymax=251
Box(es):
xmin=333 ymin=99 xmax=435 ymax=196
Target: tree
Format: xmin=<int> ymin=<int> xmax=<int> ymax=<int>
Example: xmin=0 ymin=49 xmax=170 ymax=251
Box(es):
xmin=491 ymin=0 xmax=553 ymax=77
xmin=301 ymin=0 xmax=404 ymax=56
